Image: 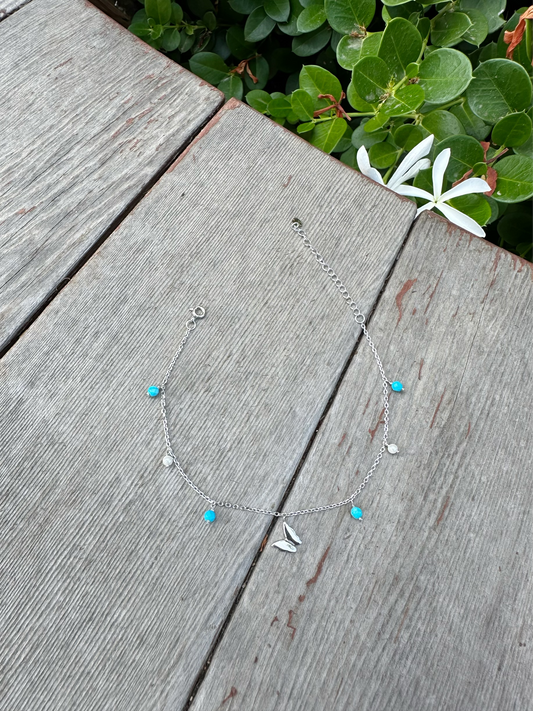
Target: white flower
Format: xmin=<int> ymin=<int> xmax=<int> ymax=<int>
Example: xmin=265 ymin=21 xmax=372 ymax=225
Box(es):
xmin=357 ymin=134 xmax=434 ymax=192
xmin=395 ymin=148 xmax=491 ymax=237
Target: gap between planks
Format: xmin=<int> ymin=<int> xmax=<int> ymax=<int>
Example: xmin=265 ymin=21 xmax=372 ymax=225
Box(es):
xmin=180 ymin=204 xmax=416 ymax=711
xmin=0 ymin=101 xmax=223 ymax=362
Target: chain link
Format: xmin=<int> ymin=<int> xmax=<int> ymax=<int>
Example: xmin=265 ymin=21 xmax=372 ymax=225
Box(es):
xmin=157 ymin=220 xmax=394 ymax=518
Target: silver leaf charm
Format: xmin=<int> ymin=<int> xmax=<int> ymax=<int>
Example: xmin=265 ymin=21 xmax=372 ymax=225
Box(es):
xmin=272 ymin=521 xmax=302 ymax=552
xmin=272 ymin=540 xmax=298 ymax=553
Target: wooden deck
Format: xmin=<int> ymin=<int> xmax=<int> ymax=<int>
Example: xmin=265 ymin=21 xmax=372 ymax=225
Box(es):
xmin=1 ymin=2 xmax=531 ymax=710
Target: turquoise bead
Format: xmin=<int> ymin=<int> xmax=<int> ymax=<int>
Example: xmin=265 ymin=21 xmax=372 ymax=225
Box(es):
xmin=204 ymin=509 xmax=216 ymax=522
xmin=391 ymin=381 xmax=403 ymax=392
xmin=147 ymin=386 xmax=160 ymax=397
xmin=350 ymin=506 xmax=363 ymax=520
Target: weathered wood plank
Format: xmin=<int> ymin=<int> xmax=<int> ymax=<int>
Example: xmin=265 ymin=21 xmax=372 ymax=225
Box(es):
xmin=0 ymin=0 xmax=31 ymax=21
xmin=0 ymin=100 xmax=415 ymax=709
xmin=0 ymin=0 xmax=223 ymax=350
xmin=190 ymin=211 xmax=533 ymax=711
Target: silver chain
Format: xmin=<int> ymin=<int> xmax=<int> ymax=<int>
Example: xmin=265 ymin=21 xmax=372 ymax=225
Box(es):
xmin=157 ymin=219 xmax=395 ymax=519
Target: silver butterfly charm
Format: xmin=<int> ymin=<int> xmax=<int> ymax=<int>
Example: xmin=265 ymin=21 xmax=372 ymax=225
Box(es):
xmin=272 ymin=521 xmax=302 ymax=553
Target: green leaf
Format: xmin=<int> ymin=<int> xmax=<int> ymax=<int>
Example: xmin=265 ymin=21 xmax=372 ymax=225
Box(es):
xmin=300 ymin=65 xmax=343 ymax=103
xmin=243 ymin=56 xmax=269 ymax=90
xmin=449 ymin=103 xmax=490 ymax=141
xmin=351 ymin=124 xmax=387 ymax=148
xmin=229 ymin=0 xmax=262 ymax=12
xmin=340 ymin=144 xmax=358 ymax=167
xmin=308 ymin=117 xmax=348 ymax=152
xmin=364 ymin=112 xmax=389 ymax=131
xmin=161 ymin=27 xmax=182 ymax=51
xmin=292 ymin=26 xmax=332 ymax=56
xmin=278 ymin=0 xmax=304 ymax=36
xmin=179 ymin=29 xmax=195 ymax=52
xmin=462 ymin=9 xmax=488 ymax=46
xmin=145 ymin=0 xmax=172 ymax=24
xmin=351 ymin=55 xmax=390 ymax=104
xmin=297 ymin=5 xmax=327 ymax=32
xmin=346 ymin=81 xmax=374 ymax=111
xmin=226 ymin=26 xmax=255 ymax=60
xmin=492 ymin=113 xmax=532 ymax=148
xmin=418 ymin=48 xmax=472 ymax=104
xmin=448 ymin=194 xmax=491 ymax=226
xmin=405 ymin=62 xmax=419 ymax=79
xmin=431 ymin=11 xmax=472 ymax=48
xmin=264 ymin=0 xmax=290 ymax=22
xmin=246 ymin=89 xmax=272 ymax=112
xmin=332 ymin=123 xmax=353 ymax=152
xmin=297 ymin=121 xmax=316 ymax=134
xmin=381 ymin=84 xmax=424 ymax=116
xmin=436 ymin=134 xmax=485 ymax=182
xmin=268 ymin=95 xmax=293 ymax=117
xmin=394 ymin=123 xmax=430 ymax=150
xmin=244 ymin=7 xmax=276 ymax=42
xmin=336 ymin=31 xmax=381 ymax=70
xmin=459 ymin=0 xmax=505 ymax=34
xmin=368 ymin=141 xmax=399 ymax=168
xmin=170 ymin=2 xmax=183 ymax=22
xmin=492 ymin=155 xmax=533 ymax=203
xmin=466 ymin=59 xmax=532 ymax=125
xmin=382 ymin=0 xmax=415 ymax=6
xmin=378 ymin=18 xmax=422 ymax=80
xmin=413 ymin=166 xmax=433 ymax=194
xmin=324 ymin=0 xmax=376 ymax=35
xmin=189 ymin=52 xmax=230 ymax=84
xmin=131 ymin=9 xmax=147 ymax=23
xmin=129 ymin=22 xmax=153 ymax=38
xmin=336 ymin=35 xmax=363 ymax=70
xmin=515 ymin=110 xmax=533 ymax=157
xmin=421 ymin=110 xmax=465 ymax=141
xmin=218 ymin=75 xmax=244 ymax=100
xmin=203 ymin=10 xmax=216 ymax=29
xmin=291 ymin=88 xmax=315 ymax=121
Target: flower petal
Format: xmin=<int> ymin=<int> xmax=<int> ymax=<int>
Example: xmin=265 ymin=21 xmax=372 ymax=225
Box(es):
xmin=357 ymin=145 xmax=384 ymax=184
xmin=440 ymin=177 xmax=491 ymax=201
xmin=395 ymin=184 xmax=434 ymax=201
xmin=387 ymin=134 xmax=434 ymax=189
xmin=416 ymin=202 xmax=435 ymax=216
xmin=388 ymin=158 xmax=431 ymax=191
xmin=437 ymin=201 xmax=486 ymax=237
xmin=432 ymin=148 xmax=450 ymax=200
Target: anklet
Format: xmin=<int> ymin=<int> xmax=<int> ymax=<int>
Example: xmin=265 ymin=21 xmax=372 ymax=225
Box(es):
xmin=146 ymin=219 xmax=403 ymax=553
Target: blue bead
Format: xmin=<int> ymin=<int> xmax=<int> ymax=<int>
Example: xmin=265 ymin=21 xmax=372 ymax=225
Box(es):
xmin=147 ymin=386 xmax=160 ymax=397
xmin=350 ymin=506 xmax=363 ymax=520
xmin=204 ymin=509 xmax=216 ymax=522
xmin=391 ymin=381 xmax=403 ymax=392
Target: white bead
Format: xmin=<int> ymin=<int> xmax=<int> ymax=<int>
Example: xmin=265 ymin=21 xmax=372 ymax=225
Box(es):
xmin=162 ymin=455 xmax=174 ymax=467
xmin=387 ymin=444 xmax=399 ymax=454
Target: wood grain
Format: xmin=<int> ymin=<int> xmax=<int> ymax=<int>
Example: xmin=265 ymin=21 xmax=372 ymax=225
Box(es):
xmin=0 ymin=99 xmax=415 ymax=710
xmin=0 ymin=0 xmax=31 ymax=21
xmin=0 ymin=0 xmax=223 ymax=350
xmin=189 ymin=211 xmax=533 ymax=711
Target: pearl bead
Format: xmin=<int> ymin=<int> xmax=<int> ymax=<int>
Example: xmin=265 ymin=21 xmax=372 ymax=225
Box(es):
xmin=391 ymin=381 xmax=403 ymax=392
xmin=204 ymin=509 xmax=216 ymax=522
xmin=387 ymin=443 xmax=399 ymax=454
xmin=162 ymin=455 xmax=173 ymax=467
xmin=350 ymin=506 xmax=363 ymax=520
xmin=147 ymin=386 xmax=160 ymax=397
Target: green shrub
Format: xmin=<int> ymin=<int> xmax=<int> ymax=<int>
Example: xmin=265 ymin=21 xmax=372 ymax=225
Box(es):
xmin=130 ymin=0 xmax=533 ymax=258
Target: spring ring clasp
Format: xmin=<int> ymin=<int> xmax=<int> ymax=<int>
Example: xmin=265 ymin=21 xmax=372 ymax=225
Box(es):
xmin=186 ymin=306 xmax=206 ymax=330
